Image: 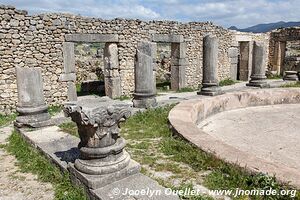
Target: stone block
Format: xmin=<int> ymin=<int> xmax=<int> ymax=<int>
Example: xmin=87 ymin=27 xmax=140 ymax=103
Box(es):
xmin=104 ymin=77 xmax=121 ymax=98
xmin=67 ymin=81 xmax=77 ymax=102
xmin=69 ymin=159 xmax=141 ymax=190
xmin=151 ymin=34 xmax=184 ymax=43
xmin=65 ymin=34 xmax=118 ymax=43
xmin=63 ymin=42 xmax=75 ymax=73
xmin=59 ymin=73 xmax=76 ymax=82
xmin=228 ymin=47 xmax=238 ymax=58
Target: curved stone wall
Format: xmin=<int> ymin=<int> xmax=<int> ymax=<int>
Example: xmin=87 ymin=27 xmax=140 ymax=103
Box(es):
xmin=168 ymin=88 xmax=300 ymax=188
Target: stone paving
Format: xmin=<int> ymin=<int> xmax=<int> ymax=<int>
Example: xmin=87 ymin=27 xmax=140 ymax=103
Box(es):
xmin=199 ymin=104 xmax=300 ymax=171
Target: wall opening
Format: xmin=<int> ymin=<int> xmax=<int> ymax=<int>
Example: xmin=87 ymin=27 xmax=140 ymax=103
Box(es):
xmin=156 ymin=43 xmax=172 ymax=92
xmin=74 ymin=42 xmax=106 ymax=97
xmin=238 ymin=41 xmax=250 ymax=81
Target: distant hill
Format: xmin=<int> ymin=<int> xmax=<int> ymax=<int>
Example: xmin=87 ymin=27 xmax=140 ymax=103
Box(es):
xmin=229 ymin=21 xmax=300 ymax=33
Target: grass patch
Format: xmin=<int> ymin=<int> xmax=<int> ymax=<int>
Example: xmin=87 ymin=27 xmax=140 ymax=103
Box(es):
xmin=156 ymin=81 xmax=171 ymax=92
xmin=0 ymin=113 xmax=17 ymax=127
xmin=59 ymin=106 xmax=299 ymax=199
xmin=219 ymin=78 xmax=238 ymax=86
xmin=58 ymin=122 xmax=78 ymax=137
xmin=120 ymin=106 xmax=299 ymax=199
xmin=267 ymin=74 xmax=283 ymax=79
xmin=280 ymin=81 xmax=300 ymax=88
xmin=48 ymin=105 xmax=63 ymax=116
xmin=3 ymin=130 xmax=87 ymax=200
xmin=114 ymin=95 xmax=132 ymax=101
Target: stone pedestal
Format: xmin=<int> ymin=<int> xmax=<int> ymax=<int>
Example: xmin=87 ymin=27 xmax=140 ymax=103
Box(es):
xmin=64 ymin=98 xmax=140 ymax=190
xmin=283 ymin=71 xmax=298 ymax=81
xmin=246 ymin=42 xmax=269 ymax=88
xmin=198 ymin=35 xmax=223 ymax=96
xmin=15 ymin=67 xmax=52 ymax=128
xmin=133 ymin=41 xmax=157 ymax=108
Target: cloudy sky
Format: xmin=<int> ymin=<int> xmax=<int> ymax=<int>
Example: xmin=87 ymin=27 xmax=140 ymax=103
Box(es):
xmin=1 ymin=0 xmax=299 ymax=28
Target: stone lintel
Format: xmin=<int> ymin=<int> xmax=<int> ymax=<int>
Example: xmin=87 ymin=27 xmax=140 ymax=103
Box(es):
xmin=59 ymin=73 xmax=76 ymax=82
xmin=65 ymin=34 xmax=119 ymax=43
xmin=151 ymin=34 xmax=184 ymax=43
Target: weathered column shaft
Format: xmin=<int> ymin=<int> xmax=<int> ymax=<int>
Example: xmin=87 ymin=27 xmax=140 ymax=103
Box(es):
xmin=198 ymin=35 xmax=223 ymax=96
xmin=133 ymin=41 xmax=157 ymax=108
xmin=246 ymin=42 xmax=269 ymax=88
xmin=104 ymin=43 xmax=121 ymax=98
xmin=15 ymin=66 xmax=51 ymax=128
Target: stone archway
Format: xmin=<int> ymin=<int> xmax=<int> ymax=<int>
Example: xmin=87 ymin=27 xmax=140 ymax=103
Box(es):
xmin=151 ymin=34 xmax=187 ymax=90
xmin=59 ymin=34 xmax=121 ymax=101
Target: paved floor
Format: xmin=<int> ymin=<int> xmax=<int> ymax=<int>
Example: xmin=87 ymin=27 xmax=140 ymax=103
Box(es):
xmin=198 ymin=104 xmax=300 ymax=171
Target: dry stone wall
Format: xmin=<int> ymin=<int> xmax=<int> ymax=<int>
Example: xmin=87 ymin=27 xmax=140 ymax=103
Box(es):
xmin=0 ymin=4 xmax=266 ymax=113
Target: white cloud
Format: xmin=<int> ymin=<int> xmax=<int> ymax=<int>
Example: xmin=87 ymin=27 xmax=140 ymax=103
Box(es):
xmin=0 ymin=0 xmax=298 ymax=28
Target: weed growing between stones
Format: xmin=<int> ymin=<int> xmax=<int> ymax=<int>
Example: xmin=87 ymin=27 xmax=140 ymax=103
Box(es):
xmin=0 ymin=113 xmax=16 ymax=127
xmin=48 ymin=105 xmax=63 ymax=116
xmin=219 ymin=78 xmax=239 ymax=86
xmin=59 ymin=122 xmax=79 ymax=137
xmin=3 ymin=130 xmax=87 ymax=200
xmin=280 ymin=81 xmax=300 ymax=88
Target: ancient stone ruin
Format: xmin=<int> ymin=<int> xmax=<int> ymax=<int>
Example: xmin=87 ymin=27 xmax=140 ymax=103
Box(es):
xmin=14 ymin=66 xmax=52 ymax=127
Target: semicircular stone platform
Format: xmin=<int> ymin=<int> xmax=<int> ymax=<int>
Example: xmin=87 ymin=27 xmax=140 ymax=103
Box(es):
xmin=168 ymin=88 xmax=300 ymax=189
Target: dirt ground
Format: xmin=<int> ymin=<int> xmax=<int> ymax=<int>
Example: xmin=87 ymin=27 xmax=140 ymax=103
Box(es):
xmin=0 ymin=126 xmax=54 ymax=200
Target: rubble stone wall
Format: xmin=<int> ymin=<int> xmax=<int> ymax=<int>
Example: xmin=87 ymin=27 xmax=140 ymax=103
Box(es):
xmin=0 ymin=5 xmax=266 ymax=113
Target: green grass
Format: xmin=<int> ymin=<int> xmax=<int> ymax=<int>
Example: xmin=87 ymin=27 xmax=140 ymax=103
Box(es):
xmin=120 ymin=106 xmax=299 ymax=200
xmin=59 ymin=122 xmax=79 ymax=137
xmin=114 ymin=95 xmax=132 ymax=101
xmin=219 ymin=78 xmax=238 ymax=86
xmin=280 ymin=81 xmax=300 ymax=88
xmin=48 ymin=105 xmax=63 ymax=116
xmin=267 ymin=74 xmax=283 ymax=80
xmin=59 ymin=106 xmax=299 ymax=199
xmin=0 ymin=113 xmax=17 ymax=127
xmin=3 ymin=130 xmax=87 ymax=200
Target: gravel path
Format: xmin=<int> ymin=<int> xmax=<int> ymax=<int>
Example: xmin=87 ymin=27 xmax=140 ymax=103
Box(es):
xmin=0 ymin=126 xmax=54 ymax=200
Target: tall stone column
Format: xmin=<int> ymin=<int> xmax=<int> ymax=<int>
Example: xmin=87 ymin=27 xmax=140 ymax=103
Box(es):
xmin=64 ymin=98 xmax=140 ymax=189
xmin=133 ymin=41 xmax=157 ymax=108
xmin=15 ymin=67 xmax=52 ymax=128
xmin=246 ymin=42 xmax=269 ymax=88
xmin=198 ymin=35 xmax=223 ymax=96
xmin=104 ymin=43 xmax=121 ymax=98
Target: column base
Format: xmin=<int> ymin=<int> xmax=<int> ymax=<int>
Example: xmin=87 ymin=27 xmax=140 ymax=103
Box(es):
xmin=246 ymin=80 xmax=270 ymax=88
xmin=197 ymin=86 xmax=224 ymax=96
xmin=283 ymin=71 xmax=298 ymax=81
xmin=69 ymin=159 xmax=141 ymax=190
xmin=15 ymin=112 xmax=52 ymax=128
xmin=133 ymin=94 xmax=157 ymax=108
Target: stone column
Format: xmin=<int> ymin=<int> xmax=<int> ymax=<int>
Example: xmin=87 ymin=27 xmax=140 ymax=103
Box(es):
xmin=60 ymin=42 xmax=77 ymax=102
xmin=171 ymin=42 xmax=187 ymax=90
xmin=64 ymin=98 xmax=140 ymax=189
xmin=133 ymin=41 xmax=157 ymax=108
xmin=246 ymin=42 xmax=269 ymax=88
xmin=104 ymin=43 xmax=121 ymax=98
xmin=198 ymin=35 xmax=223 ymax=96
xmin=15 ymin=67 xmax=52 ymax=128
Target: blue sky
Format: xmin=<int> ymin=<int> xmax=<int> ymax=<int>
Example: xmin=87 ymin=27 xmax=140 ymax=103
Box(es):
xmin=0 ymin=0 xmax=299 ymax=28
